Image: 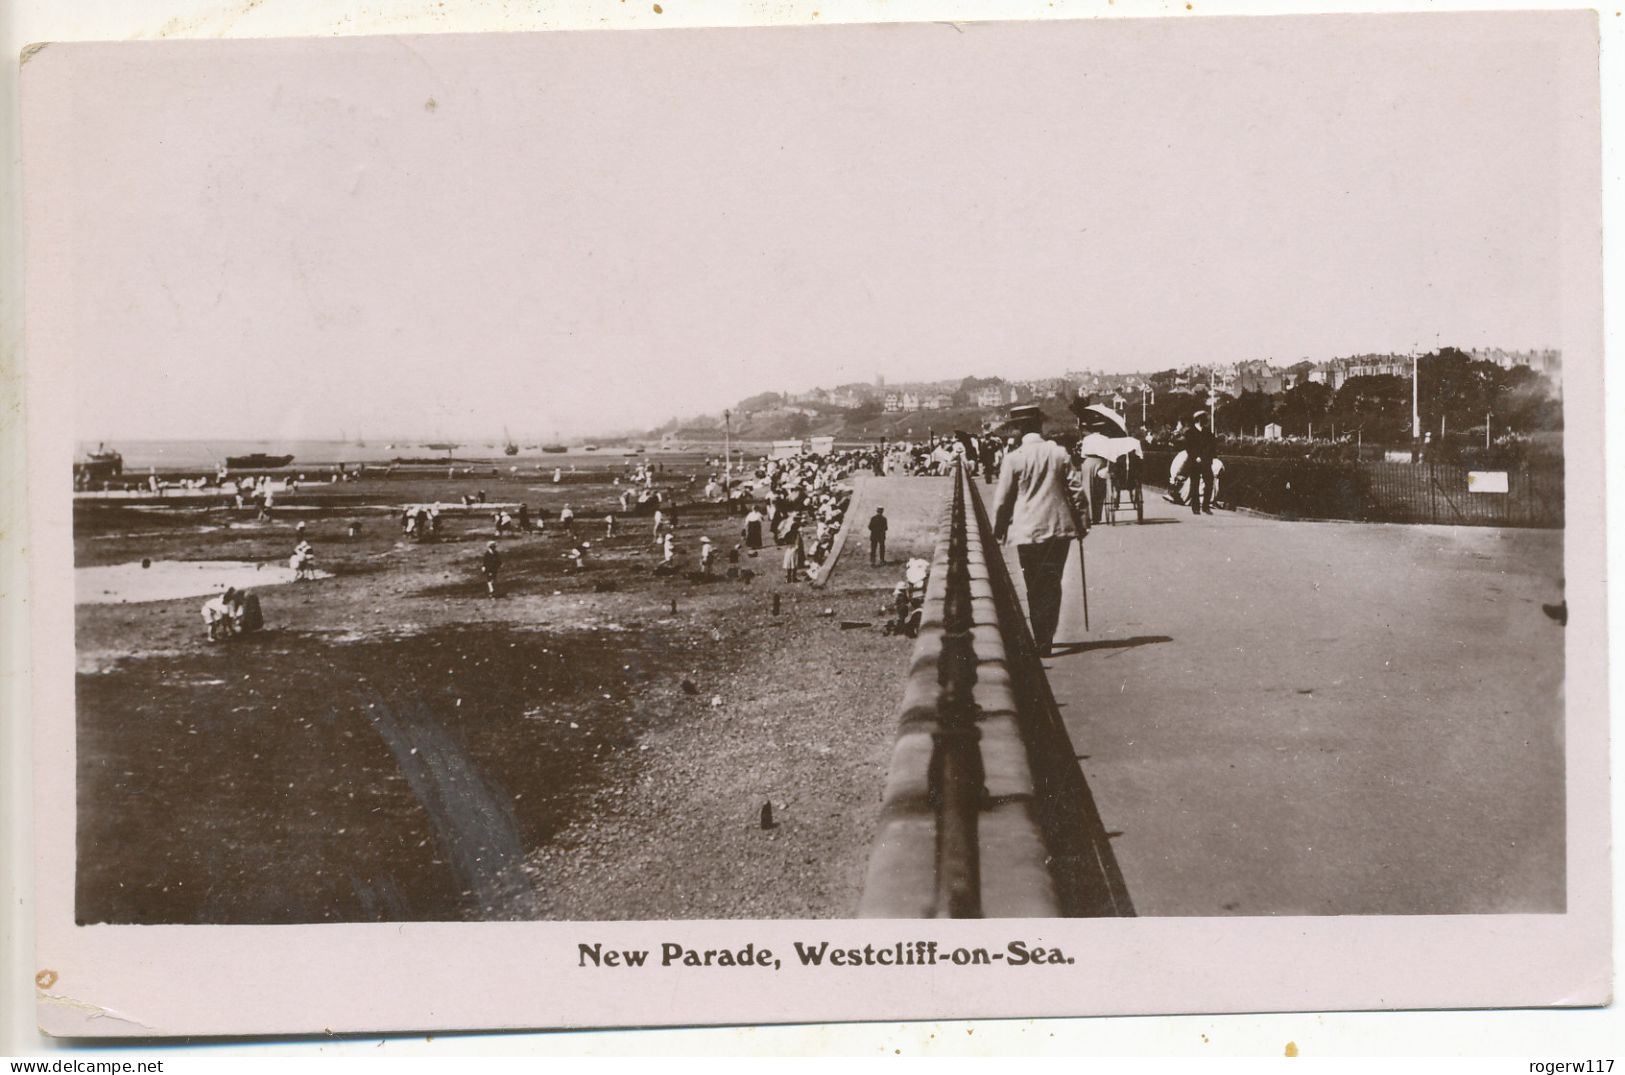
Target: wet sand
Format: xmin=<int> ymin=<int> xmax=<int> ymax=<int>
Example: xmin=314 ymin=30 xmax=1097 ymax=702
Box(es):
xmin=76 ymin=560 xmax=330 ymax=604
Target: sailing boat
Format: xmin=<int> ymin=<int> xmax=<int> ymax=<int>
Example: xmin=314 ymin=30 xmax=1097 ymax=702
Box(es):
xmin=503 ymin=427 xmax=519 ymax=456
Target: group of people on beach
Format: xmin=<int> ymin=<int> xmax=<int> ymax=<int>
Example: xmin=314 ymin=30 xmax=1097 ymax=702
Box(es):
xmin=200 ymin=530 xmax=325 ymax=639
xmin=638 ymin=448 xmax=861 ymax=585
xmin=738 ymin=451 xmax=858 ymax=583
xmin=200 ymin=587 xmax=265 ymax=641
xmin=197 ymin=446 xmax=873 ymax=622
xmin=475 ymin=497 xmax=605 ymax=597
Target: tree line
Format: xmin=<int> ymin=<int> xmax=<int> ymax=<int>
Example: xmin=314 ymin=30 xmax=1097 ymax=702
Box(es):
xmin=1142 ymin=349 xmax=1560 ymax=443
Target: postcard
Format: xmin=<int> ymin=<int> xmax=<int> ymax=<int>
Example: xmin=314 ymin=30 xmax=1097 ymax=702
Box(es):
xmin=21 ymin=10 xmax=1608 ymax=1036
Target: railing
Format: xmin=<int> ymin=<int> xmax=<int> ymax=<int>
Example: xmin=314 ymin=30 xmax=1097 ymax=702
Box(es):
xmin=1142 ymin=450 xmax=1564 ymax=528
xmin=860 ymin=460 xmax=1132 ymax=918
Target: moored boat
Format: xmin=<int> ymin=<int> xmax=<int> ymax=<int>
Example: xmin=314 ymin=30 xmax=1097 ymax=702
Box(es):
xmin=225 ymin=453 xmax=295 ymax=469
xmin=75 ymin=444 xmax=124 ymax=483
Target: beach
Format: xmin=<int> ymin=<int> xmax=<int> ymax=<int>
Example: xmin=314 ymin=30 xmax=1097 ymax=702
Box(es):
xmin=74 ymin=452 xmax=933 ymax=922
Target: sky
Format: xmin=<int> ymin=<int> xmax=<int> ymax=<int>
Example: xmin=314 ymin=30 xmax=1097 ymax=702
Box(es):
xmin=24 ymin=12 xmax=1597 ymax=441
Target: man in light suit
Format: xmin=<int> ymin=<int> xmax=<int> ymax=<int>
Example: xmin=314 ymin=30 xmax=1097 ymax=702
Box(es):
xmin=992 ymin=404 xmax=1088 ymax=656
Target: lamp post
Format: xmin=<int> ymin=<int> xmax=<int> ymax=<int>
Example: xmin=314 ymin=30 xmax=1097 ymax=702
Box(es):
xmin=723 ymin=409 xmax=731 ymax=486
xmin=1411 ymin=352 xmax=1421 ymax=442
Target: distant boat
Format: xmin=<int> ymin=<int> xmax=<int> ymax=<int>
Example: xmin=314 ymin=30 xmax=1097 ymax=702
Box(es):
xmin=582 ymin=444 xmax=598 ymax=452
xmin=75 ymin=443 xmax=124 ymax=482
xmin=502 ymin=427 xmax=519 ymax=456
xmin=86 ymin=443 xmax=123 ymax=466
xmin=225 ymin=453 xmax=295 ymax=469
xmin=541 ymin=444 xmax=568 ymax=454
xmin=423 ymin=442 xmax=461 ymax=453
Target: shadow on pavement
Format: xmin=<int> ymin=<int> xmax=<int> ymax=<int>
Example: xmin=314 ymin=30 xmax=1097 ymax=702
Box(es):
xmin=1012 ymin=655 xmax=1138 ymax=918
xmin=966 ymin=486 xmax=1137 ymax=918
xmin=1048 ymin=635 xmax=1172 ymax=658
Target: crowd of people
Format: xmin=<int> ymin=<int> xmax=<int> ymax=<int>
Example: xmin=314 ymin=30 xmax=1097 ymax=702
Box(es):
xmin=659 ymin=448 xmax=866 ymax=583
xmin=877 ymin=435 xmax=1004 ymax=479
xmin=190 ymin=444 xmax=881 ymax=633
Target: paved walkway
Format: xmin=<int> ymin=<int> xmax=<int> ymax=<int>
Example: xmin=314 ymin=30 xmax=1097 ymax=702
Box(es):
xmin=828 ymin=475 xmax=950 ymax=576
xmin=998 ymin=493 xmax=1566 ymax=916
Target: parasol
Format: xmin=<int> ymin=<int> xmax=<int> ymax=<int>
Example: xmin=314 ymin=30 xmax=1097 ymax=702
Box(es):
xmin=951 ymin=430 xmax=982 ymax=464
xmin=1068 ymin=399 xmax=1131 ymax=437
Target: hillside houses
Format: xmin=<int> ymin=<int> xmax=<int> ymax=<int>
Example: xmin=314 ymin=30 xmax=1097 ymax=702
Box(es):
xmin=705 ymin=346 xmax=1559 ymax=437
xmin=1470 ymin=348 xmax=1562 ymax=378
xmin=1012 ymin=377 xmax=1076 ymax=400
xmin=977 ymin=384 xmax=1018 ymax=408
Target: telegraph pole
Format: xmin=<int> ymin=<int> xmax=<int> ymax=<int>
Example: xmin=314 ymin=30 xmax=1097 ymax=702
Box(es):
xmin=723 ymin=409 xmax=732 ymax=486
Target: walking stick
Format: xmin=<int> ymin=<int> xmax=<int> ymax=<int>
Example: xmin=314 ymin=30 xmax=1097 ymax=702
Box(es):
xmin=1077 ymin=527 xmax=1090 ymax=633
xmin=1068 ymin=494 xmax=1091 ymax=634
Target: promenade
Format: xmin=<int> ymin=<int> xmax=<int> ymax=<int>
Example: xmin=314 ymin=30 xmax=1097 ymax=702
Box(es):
xmin=1004 ymin=494 xmax=1566 ymax=916
xmin=829 ymin=474 xmax=951 ymax=569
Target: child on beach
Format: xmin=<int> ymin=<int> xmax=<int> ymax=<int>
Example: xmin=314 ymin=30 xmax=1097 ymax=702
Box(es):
xmin=290 ymin=540 xmax=316 ymax=580
xmin=481 ymin=541 xmax=502 ymax=598
xmin=201 ymin=588 xmax=242 ymax=641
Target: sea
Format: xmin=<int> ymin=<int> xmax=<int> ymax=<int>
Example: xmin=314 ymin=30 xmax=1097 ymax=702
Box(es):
xmin=77 ymin=439 xmax=622 ymax=472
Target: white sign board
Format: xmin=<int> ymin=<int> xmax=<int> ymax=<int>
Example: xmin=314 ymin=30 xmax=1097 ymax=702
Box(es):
xmin=808 ymin=436 xmax=835 ymax=456
xmin=1467 ymin=470 xmax=1509 ymax=494
xmin=770 ymin=439 xmax=803 ymax=460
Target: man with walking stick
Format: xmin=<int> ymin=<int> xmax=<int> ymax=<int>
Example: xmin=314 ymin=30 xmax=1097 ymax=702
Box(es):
xmin=992 ymin=403 xmax=1090 ymax=657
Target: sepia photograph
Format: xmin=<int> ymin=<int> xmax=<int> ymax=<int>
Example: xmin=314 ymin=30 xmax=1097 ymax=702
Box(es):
xmin=17 ymin=4 xmax=1609 ymax=1037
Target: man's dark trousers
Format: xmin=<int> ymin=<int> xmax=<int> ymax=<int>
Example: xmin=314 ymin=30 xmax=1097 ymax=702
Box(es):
xmin=1189 ymin=460 xmax=1213 ymax=514
xmin=870 ymin=536 xmax=886 ymax=565
xmin=1016 ymin=538 xmax=1071 ymax=654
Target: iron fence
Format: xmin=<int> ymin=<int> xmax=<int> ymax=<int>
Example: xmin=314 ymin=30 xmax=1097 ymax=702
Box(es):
xmin=1142 ymin=450 xmax=1564 ymax=528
